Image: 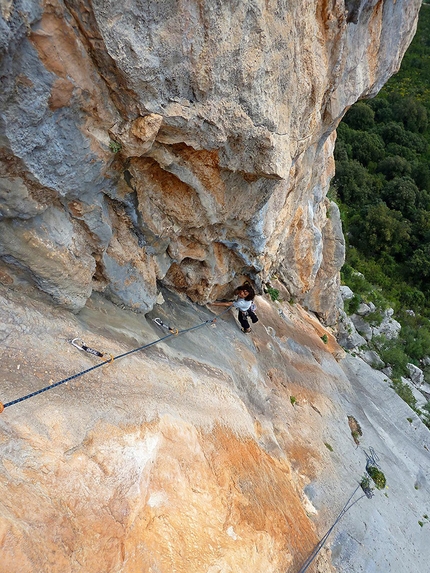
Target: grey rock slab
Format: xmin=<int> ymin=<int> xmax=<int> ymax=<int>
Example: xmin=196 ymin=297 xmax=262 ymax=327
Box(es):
xmin=0 ymin=176 xmax=47 ymax=219
xmin=372 ymin=316 xmax=401 ymax=340
xmin=406 ymin=363 xmax=424 ymax=388
xmin=356 ymin=302 xmax=372 ymax=316
xmin=0 ymin=206 xmax=95 ymax=310
xmin=350 ymin=314 xmax=373 ymax=341
xmin=337 ymin=312 xmax=367 ymax=350
xmin=340 ymin=285 xmax=354 ymax=301
xmin=359 ymin=350 xmax=384 ymax=369
xmin=330 ymin=354 xmax=430 ymax=573
xmin=401 ymin=377 xmax=428 ymax=409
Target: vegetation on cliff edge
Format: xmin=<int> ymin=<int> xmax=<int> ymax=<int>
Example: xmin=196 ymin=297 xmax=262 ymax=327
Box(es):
xmin=332 ymin=4 xmax=430 ymax=422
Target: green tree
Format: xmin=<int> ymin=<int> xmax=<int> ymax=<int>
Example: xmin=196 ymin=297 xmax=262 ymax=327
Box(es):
xmin=385 ymin=142 xmax=418 ymax=162
xmin=411 ymin=209 xmax=430 ymax=243
xmin=334 ymin=4 xmax=430 ymax=325
xmin=334 ymin=139 xmax=351 ymax=162
xmin=408 ymin=247 xmax=430 ymax=279
xmin=402 ymin=321 xmax=430 ymax=360
xmin=337 ymin=123 xmax=385 ymax=166
xmin=350 ymin=131 xmax=385 ymax=165
xmin=381 ymin=177 xmax=419 ymax=216
xmin=334 ymin=160 xmax=381 ymax=205
xmin=411 ymin=163 xmax=430 ymax=192
xmin=399 ymin=285 xmax=426 ymax=308
xmin=367 ymin=98 xmax=393 ymax=123
xmin=391 ymin=96 xmax=428 ymax=133
xmin=373 ymin=338 xmax=410 ymax=378
xmin=343 ymin=101 xmax=375 ymax=130
xmin=377 ymin=122 xmax=428 ymax=154
xmin=376 ymin=155 xmax=411 ymax=180
xmin=349 ymin=202 xmax=411 ymax=256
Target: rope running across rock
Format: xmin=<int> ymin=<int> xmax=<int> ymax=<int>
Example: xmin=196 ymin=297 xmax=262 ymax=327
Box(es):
xmin=0 ymin=307 xmax=232 ymax=412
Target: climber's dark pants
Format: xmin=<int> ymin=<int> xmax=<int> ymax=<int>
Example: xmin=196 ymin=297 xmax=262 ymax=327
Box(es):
xmin=238 ymin=310 xmax=259 ymax=330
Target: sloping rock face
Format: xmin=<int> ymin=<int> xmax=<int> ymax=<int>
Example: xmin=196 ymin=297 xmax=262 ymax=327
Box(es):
xmin=0 ymin=0 xmax=420 ymax=322
xmin=1 ymin=286 xmax=430 ymax=573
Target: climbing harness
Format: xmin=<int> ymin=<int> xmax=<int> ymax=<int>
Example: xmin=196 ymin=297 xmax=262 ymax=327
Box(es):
xmin=70 ymin=338 xmax=114 ymax=362
xmin=152 ymin=317 xmax=179 ymax=335
xmin=0 ymin=306 xmax=230 ymax=412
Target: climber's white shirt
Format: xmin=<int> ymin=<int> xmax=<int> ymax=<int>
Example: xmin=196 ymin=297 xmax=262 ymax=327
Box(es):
xmin=233 ymin=299 xmax=251 ymax=311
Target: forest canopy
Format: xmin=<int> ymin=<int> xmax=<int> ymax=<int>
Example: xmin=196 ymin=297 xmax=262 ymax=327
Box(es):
xmin=331 ymin=4 xmax=430 ymax=406
xmin=332 ymin=4 xmax=430 ymax=314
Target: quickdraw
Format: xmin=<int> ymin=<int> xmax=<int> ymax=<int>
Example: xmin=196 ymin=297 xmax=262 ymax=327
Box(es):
xmin=70 ymin=338 xmax=114 ymax=363
xmin=364 ymin=446 xmax=380 ymax=472
xmin=1 ymin=306 xmax=231 ymax=413
xmin=152 ymin=317 xmax=179 ymax=335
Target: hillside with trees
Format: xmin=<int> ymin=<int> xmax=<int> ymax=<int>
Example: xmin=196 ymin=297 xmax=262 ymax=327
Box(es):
xmin=332 ymin=3 xmax=430 ymax=417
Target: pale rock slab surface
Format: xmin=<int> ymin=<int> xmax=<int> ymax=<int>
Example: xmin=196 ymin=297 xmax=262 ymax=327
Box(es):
xmin=407 ymin=363 xmax=425 ymax=387
xmin=0 ymin=285 xmax=429 ymax=573
xmin=368 ymin=308 xmax=401 ymax=341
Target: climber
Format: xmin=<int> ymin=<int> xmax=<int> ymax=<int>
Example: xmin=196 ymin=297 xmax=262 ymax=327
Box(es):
xmin=210 ymin=283 xmax=259 ymax=333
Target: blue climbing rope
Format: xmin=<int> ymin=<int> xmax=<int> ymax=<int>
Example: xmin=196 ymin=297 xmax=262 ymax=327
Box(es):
xmin=296 ymin=484 xmax=365 ymax=573
xmin=296 ymin=444 xmax=385 ymax=572
xmin=1 ymin=307 xmax=232 ymax=411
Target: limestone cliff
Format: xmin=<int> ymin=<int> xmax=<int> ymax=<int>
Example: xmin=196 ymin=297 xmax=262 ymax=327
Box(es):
xmin=0 ymin=0 xmax=421 ymax=324
xmin=1 ymin=3 xmax=428 ymax=573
